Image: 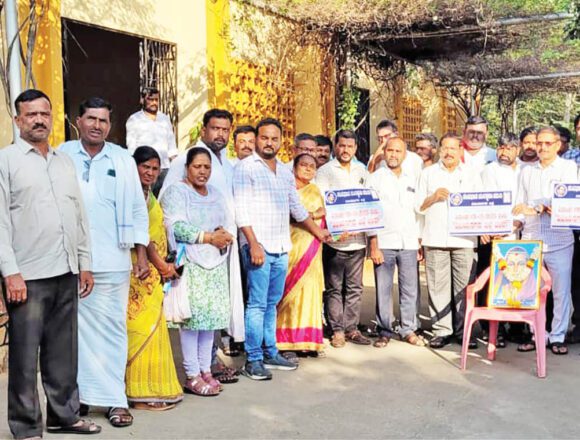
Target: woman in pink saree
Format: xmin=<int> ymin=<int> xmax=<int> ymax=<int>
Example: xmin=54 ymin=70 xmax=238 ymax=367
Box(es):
xmin=276 ymin=154 xmax=325 ymax=354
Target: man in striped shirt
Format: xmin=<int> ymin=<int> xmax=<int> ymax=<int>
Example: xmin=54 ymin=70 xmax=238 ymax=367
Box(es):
xmin=513 ymin=126 xmax=578 ymax=355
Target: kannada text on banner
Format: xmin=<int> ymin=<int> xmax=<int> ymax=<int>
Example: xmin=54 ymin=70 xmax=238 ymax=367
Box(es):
xmin=551 ymin=183 xmax=580 ymax=230
xmin=323 ymin=188 xmax=385 ymax=235
xmin=448 ymin=191 xmax=513 ymax=236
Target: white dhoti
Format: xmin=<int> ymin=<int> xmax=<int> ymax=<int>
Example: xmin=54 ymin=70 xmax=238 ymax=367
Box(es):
xmin=228 ymin=240 xmax=245 ymax=342
xmin=78 ymin=271 xmax=131 ymax=408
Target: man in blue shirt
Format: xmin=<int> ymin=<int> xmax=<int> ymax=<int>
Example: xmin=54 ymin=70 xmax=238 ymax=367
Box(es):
xmin=60 ymin=97 xmax=149 ymax=428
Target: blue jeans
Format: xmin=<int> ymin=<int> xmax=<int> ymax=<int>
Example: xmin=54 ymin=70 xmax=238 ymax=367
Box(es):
xmin=374 ymin=249 xmax=419 ymax=338
xmin=241 ymin=245 xmax=288 ymax=362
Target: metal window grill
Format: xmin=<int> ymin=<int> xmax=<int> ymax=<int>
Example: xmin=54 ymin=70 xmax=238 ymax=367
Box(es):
xmin=401 ymin=97 xmax=423 ymax=146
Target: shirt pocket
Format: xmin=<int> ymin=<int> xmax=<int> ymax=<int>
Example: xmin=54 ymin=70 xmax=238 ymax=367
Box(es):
xmin=98 ymin=174 xmax=117 ymax=202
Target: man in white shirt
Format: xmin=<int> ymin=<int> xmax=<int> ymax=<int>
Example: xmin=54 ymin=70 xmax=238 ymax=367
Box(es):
xmin=230 ymin=125 xmax=256 ymax=166
xmin=479 ymin=133 xmax=522 ymax=347
xmin=518 ymin=126 xmax=539 ymax=167
xmin=367 ymin=137 xmax=425 ymax=348
xmin=513 ymin=126 xmax=578 ymax=355
xmin=461 ymin=116 xmax=496 ymax=172
xmin=415 ymin=133 xmax=482 ymax=349
xmin=314 ymin=134 xmax=332 ymax=168
xmin=367 ymin=119 xmax=423 ymax=179
xmin=126 ymin=88 xmax=177 ymax=194
xmin=316 ymin=130 xmax=370 ymax=348
xmin=60 ymin=97 xmax=149 ymax=427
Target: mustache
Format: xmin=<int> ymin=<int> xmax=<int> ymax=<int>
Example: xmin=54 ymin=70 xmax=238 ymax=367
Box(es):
xmin=33 ymin=123 xmax=47 ymax=130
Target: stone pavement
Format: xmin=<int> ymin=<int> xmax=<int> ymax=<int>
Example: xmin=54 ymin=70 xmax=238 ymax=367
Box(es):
xmin=1 ymin=264 xmax=580 ymax=439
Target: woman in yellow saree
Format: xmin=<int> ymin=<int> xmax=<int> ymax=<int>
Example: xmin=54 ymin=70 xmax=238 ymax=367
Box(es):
xmin=126 ymin=147 xmax=183 ymax=410
xmin=276 ymin=154 xmax=326 ymax=354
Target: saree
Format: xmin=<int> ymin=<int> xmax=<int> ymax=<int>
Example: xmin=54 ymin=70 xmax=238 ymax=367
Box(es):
xmin=276 ymin=183 xmax=325 ymax=352
xmin=125 ymin=194 xmax=183 ymax=404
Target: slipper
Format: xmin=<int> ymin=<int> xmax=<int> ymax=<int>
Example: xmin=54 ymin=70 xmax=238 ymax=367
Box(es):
xmin=47 ymin=419 xmax=101 ymax=434
xmin=107 ymin=407 xmax=133 ymax=428
xmin=131 ymin=402 xmax=176 ymax=411
xmin=211 ymin=364 xmax=240 ymax=384
xmin=550 ymin=342 xmax=568 ymax=355
xmin=517 ymin=342 xmax=536 ymax=352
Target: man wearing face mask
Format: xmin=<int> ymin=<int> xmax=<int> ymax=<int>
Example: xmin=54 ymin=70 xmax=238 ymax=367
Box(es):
xmin=461 ymin=116 xmax=496 ymax=172
xmin=161 ymin=109 xmax=245 ymax=376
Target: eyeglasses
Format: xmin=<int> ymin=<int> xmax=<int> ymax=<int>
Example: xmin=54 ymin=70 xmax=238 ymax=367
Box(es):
xmin=536 ymin=141 xmax=559 ymax=148
xmin=82 ymin=159 xmax=92 ymax=182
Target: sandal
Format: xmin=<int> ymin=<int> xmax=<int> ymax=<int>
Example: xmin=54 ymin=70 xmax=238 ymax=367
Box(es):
xmin=201 ymin=372 xmax=224 ymax=392
xmin=373 ymin=336 xmax=390 ymax=348
xmin=107 ymin=407 xmax=133 ymax=428
xmin=211 ymin=363 xmax=240 ymax=384
xmin=550 ymin=342 xmax=568 ymax=355
xmin=404 ymin=332 xmax=426 ymax=347
xmin=47 ymin=419 xmax=101 ymax=434
xmin=183 ymin=375 xmax=220 ymax=396
xmin=131 ymin=402 xmax=176 ymax=411
xmin=517 ymin=342 xmax=536 ymax=352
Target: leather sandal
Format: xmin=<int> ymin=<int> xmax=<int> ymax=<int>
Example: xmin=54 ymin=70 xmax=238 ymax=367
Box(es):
xmin=373 ymin=336 xmax=390 ymax=348
xmin=330 ymin=331 xmax=346 ymax=348
xmin=211 ymin=363 xmax=240 ymax=384
xmin=131 ymin=402 xmax=176 ymax=411
xmin=346 ymin=330 xmax=371 ymax=345
xmin=47 ymin=419 xmax=101 ymax=434
xmin=404 ymin=332 xmax=426 ymax=347
xmin=107 ymin=407 xmax=133 ymax=428
xmin=201 ymin=372 xmax=224 ymax=392
xmin=183 ymin=375 xmax=220 ymax=397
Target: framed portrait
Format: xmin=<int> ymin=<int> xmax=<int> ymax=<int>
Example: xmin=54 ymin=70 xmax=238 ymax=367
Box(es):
xmin=487 ymin=240 xmax=543 ymax=310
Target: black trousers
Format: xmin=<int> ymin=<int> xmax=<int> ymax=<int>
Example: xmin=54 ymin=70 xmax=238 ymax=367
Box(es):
xmin=323 ymin=246 xmax=366 ymax=333
xmin=6 ymin=272 xmax=80 ymax=439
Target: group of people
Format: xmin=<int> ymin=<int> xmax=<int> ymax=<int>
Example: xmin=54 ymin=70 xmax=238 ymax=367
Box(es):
xmin=1 ymin=86 xmax=580 ymax=440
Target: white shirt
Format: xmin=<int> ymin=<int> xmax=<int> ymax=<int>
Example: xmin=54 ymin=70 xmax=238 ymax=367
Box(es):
xmin=481 ymin=161 xmax=521 ymax=240
xmin=233 ymin=152 xmax=308 ymax=253
xmin=316 ymin=158 xmax=368 ymax=251
xmin=463 ymin=145 xmax=496 ymax=173
xmin=59 ymin=141 xmax=149 ymax=272
xmin=366 ymin=167 xmax=420 ymax=250
xmin=516 ymin=157 xmax=578 ymax=253
xmin=126 ymin=110 xmax=177 ymax=169
xmin=371 ymin=150 xmax=423 ymax=181
xmin=415 ymin=161 xmax=482 ymax=248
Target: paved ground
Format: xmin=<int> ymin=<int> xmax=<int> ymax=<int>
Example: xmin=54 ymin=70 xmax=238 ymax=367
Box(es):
xmin=1 ymin=263 xmax=580 ymax=439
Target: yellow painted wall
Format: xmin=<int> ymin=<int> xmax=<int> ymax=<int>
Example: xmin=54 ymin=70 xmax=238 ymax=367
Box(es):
xmin=228 ymin=1 xmax=330 ymax=136
xmin=61 ymin=0 xmax=208 ymax=148
xmin=0 ymin=8 xmax=13 ymax=147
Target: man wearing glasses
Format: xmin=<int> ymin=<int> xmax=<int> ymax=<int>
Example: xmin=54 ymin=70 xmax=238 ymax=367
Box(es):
xmin=461 ymin=116 xmax=496 ymax=172
xmin=513 ymin=126 xmax=578 ymax=355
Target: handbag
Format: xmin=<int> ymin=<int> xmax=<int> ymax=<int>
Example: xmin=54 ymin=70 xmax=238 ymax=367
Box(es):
xmin=163 ymin=244 xmax=192 ymax=324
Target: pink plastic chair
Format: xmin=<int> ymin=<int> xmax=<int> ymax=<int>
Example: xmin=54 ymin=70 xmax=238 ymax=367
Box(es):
xmin=460 ymin=266 xmax=552 ymax=378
